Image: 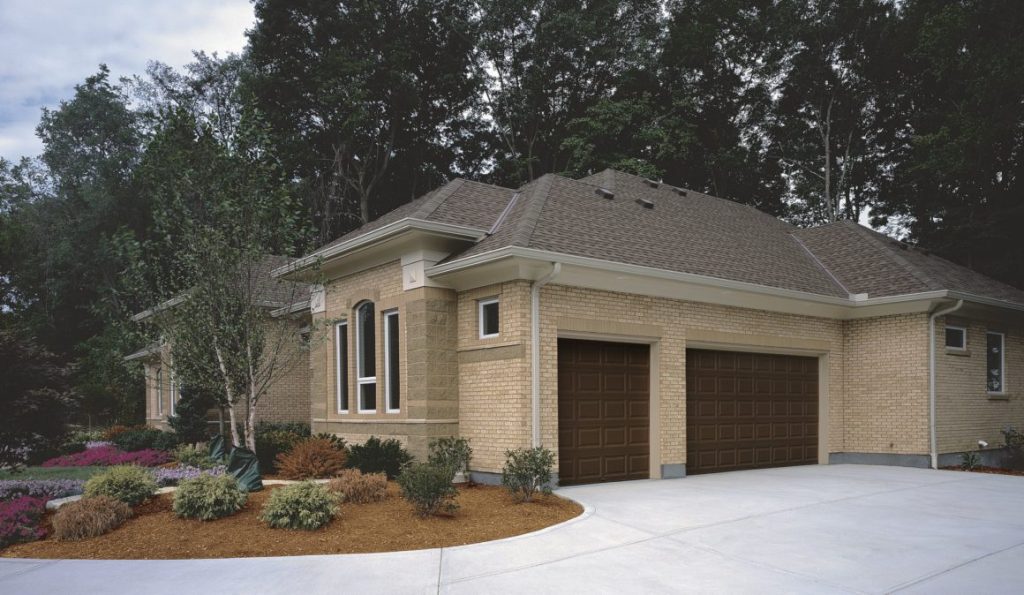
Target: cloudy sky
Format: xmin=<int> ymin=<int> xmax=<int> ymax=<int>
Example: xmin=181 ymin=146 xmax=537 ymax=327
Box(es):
xmin=0 ymin=0 xmax=254 ymax=162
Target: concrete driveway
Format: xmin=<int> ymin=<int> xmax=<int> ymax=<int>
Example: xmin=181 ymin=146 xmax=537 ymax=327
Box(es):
xmin=2 ymin=464 xmax=1022 ymax=594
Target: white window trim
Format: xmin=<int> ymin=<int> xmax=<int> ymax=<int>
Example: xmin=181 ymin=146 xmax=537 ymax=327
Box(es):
xmin=987 ymin=331 xmax=1007 ymax=395
xmin=384 ymin=310 xmax=400 ymax=413
xmin=356 ymin=303 xmax=377 ymax=413
xmin=478 ymin=297 xmax=500 ymax=339
xmin=156 ymin=368 xmax=163 ymax=416
xmin=336 ymin=321 xmax=348 ymax=413
xmin=945 ymin=325 xmax=967 ymax=351
xmin=169 ymin=372 xmax=177 ymax=417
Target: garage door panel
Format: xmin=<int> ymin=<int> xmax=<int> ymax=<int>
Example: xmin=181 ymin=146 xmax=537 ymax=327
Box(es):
xmin=687 ymin=349 xmax=818 ymax=475
xmin=559 ymin=339 xmax=650 ymax=485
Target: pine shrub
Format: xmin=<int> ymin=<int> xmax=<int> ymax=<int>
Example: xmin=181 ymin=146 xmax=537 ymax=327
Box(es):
xmin=83 ymin=465 xmax=157 ymax=506
xmin=260 ymin=481 xmax=340 ymax=530
xmin=173 ymin=474 xmax=248 ymax=520
xmin=348 ymin=437 xmax=412 ymax=479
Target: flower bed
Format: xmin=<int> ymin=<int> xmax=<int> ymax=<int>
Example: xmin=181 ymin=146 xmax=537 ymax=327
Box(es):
xmin=0 ymin=479 xmax=85 ymax=501
xmin=152 ymin=465 xmax=226 ymax=487
xmin=0 ymin=496 xmax=48 ymax=548
xmin=41 ymin=446 xmax=171 ymax=468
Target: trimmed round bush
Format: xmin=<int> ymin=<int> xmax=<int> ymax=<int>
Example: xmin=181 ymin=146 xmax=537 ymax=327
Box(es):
xmin=51 ymin=496 xmax=131 ymax=541
xmin=397 ymin=463 xmax=458 ymax=517
xmin=83 ymin=465 xmax=158 ymax=506
xmin=260 ymin=481 xmax=340 ymax=530
xmin=328 ymin=469 xmax=388 ymax=504
xmin=173 ymin=474 xmax=248 ymax=520
xmin=275 ymin=438 xmax=348 ymax=479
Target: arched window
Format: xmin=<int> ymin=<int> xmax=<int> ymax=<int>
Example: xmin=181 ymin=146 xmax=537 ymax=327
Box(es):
xmin=356 ymin=301 xmax=376 ymax=411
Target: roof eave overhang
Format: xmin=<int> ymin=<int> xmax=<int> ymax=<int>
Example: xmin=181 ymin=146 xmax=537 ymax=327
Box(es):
xmin=272 ymin=219 xmax=487 ymax=281
xmin=426 ymin=247 xmax=1024 ymax=321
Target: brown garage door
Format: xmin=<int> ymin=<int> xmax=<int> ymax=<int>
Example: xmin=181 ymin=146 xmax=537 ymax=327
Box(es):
xmin=558 ymin=339 xmax=650 ymax=485
xmin=686 ymin=349 xmax=818 ymax=474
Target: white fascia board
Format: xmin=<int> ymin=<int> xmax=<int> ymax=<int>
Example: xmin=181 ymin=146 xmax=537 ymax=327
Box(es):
xmin=131 ymin=293 xmax=188 ymax=322
xmin=426 ymin=247 xmax=1024 ymax=318
xmin=271 ymin=219 xmax=487 ymax=279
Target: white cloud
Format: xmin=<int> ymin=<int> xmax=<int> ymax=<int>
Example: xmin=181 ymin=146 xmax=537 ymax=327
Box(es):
xmin=0 ymin=0 xmax=254 ymax=161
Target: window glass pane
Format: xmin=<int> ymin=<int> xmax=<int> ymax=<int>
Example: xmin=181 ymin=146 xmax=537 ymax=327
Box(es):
xmin=945 ymin=327 xmax=965 ymax=349
xmin=336 ymin=323 xmax=348 ymax=411
xmin=387 ymin=312 xmax=400 ymax=410
xmin=482 ymin=301 xmax=499 ymax=336
xmin=360 ymin=383 xmax=376 ymax=411
xmin=987 ymin=333 xmax=1004 ymax=392
xmin=358 ymin=302 xmax=375 ymax=377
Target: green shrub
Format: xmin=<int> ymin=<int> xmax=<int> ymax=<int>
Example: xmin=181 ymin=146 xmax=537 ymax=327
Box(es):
xmin=51 ymin=496 xmax=132 ymax=541
xmin=59 ymin=441 xmax=87 ymax=456
xmin=173 ymin=443 xmax=216 ymax=469
xmin=83 ymin=465 xmax=158 ymax=505
xmin=328 ymin=469 xmax=388 ymax=504
xmin=168 ymin=389 xmax=216 ymax=444
xmin=111 ymin=427 xmax=163 ymax=452
xmin=313 ymin=432 xmax=348 ymax=452
xmin=502 ymin=447 xmax=555 ymax=502
xmin=254 ymin=426 xmax=309 ymax=473
xmin=173 ymin=474 xmax=248 ymax=520
xmin=348 ymin=437 xmax=412 ymax=479
xmin=152 ymin=431 xmax=180 ymax=451
xmin=397 ymin=463 xmax=458 ymax=517
xmin=428 ymin=437 xmax=472 ymax=480
xmin=961 ymin=451 xmax=980 ymax=470
xmin=260 ymin=481 xmax=340 ymax=530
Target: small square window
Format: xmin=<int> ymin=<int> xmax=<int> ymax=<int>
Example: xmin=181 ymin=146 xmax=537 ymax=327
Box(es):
xmin=479 ymin=298 xmax=499 ymax=338
xmin=945 ymin=326 xmax=966 ymax=350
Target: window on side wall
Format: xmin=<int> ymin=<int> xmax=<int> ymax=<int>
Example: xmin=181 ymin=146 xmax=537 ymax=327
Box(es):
xmin=384 ymin=310 xmax=400 ymax=412
xmin=156 ymin=368 xmax=163 ymax=416
xmin=356 ymin=301 xmax=377 ymax=412
xmin=987 ymin=332 xmax=1006 ymax=394
xmin=945 ymin=326 xmax=966 ymax=351
xmin=479 ymin=298 xmax=499 ymax=339
xmin=336 ymin=321 xmax=348 ymax=413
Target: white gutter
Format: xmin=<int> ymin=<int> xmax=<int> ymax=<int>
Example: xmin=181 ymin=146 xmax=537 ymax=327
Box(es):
xmin=929 ymin=299 xmax=964 ymax=469
xmin=531 ymin=262 xmax=561 ymax=447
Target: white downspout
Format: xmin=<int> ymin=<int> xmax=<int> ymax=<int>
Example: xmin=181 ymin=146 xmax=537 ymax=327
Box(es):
xmin=531 ymin=263 xmax=561 ymax=447
xmin=929 ymin=299 xmax=964 ymax=469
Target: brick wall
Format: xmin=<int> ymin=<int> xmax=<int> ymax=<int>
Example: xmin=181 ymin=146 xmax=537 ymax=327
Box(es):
xmin=936 ymin=316 xmax=1024 ymax=454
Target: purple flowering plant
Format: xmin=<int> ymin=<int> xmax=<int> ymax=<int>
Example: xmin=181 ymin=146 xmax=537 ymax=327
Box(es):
xmin=0 ymin=496 xmax=47 ymax=548
xmin=0 ymin=479 xmax=85 ymax=501
xmin=41 ymin=445 xmax=172 ymax=468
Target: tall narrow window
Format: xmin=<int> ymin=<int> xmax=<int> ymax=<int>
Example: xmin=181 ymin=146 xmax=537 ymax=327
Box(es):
xmin=156 ymin=368 xmax=163 ymax=416
xmin=987 ymin=332 xmax=1006 ymax=393
xmin=169 ymin=372 xmax=177 ymax=417
xmin=336 ymin=321 xmax=349 ymax=413
xmin=479 ymin=298 xmax=500 ymax=338
xmin=356 ymin=301 xmax=377 ymax=412
xmin=384 ymin=310 xmax=400 ymax=412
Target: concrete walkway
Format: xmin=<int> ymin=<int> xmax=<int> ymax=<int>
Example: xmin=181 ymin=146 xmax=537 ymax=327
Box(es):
xmin=2 ymin=464 xmax=1022 ymax=594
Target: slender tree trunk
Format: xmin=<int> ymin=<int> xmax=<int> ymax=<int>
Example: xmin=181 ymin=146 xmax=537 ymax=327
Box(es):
xmin=214 ymin=343 xmax=242 ymax=448
xmin=245 ymin=341 xmax=257 ymax=451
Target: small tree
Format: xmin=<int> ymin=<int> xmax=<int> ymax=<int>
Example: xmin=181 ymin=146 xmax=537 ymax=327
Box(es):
xmin=168 ymin=386 xmax=216 ymax=444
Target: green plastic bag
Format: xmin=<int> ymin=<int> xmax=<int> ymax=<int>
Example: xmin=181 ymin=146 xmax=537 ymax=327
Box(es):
xmin=226 ymin=447 xmax=263 ymax=492
xmin=208 ymin=434 xmax=227 ymax=461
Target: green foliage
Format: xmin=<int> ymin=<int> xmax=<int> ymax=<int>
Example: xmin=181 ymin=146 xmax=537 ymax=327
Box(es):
xmin=255 ymin=427 xmax=308 ymax=473
xmin=83 ymin=465 xmax=158 ymax=505
xmin=173 ymin=444 xmax=217 ymax=470
xmin=168 ymin=387 xmax=216 ymax=444
xmin=52 ymin=495 xmax=132 ymax=541
xmin=502 ymin=447 xmax=555 ymax=503
xmin=397 ymin=463 xmax=459 ymax=517
xmin=960 ymin=451 xmax=980 ymax=471
xmin=172 ymin=474 xmax=248 ymax=520
xmin=111 ymin=427 xmax=173 ymax=452
xmin=348 ymin=437 xmax=412 ymax=480
xmin=313 ymin=432 xmax=347 ymax=452
xmin=260 ymin=481 xmax=340 ymax=530
xmin=428 ymin=437 xmax=472 ymax=480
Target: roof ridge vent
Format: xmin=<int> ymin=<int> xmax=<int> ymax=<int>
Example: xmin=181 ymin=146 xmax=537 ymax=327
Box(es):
xmin=643 ymin=178 xmax=660 ymax=188
xmin=635 ymin=197 xmax=655 ymax=209
xmin=595 ymin=187 xmax=614 ymax=199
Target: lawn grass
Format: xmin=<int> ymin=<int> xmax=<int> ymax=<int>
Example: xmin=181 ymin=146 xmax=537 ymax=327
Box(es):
xmin=0 ymin=466 xmax=107 ymax=480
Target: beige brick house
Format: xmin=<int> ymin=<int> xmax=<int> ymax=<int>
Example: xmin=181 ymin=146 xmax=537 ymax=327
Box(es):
xmin=275 ymin=170 xmax=1024 ymax=484
xmin=127 ymin=256 xmax=311 ymax=431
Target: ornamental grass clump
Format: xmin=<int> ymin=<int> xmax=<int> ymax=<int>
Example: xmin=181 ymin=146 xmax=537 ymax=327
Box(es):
xmin=173 ymin=474 xmax=248 ymax=521
xmin=83 ymin=465 xmax=157 ymax=506
xmin=501 ymin=447 xmax=555 ymax=503
xmin=328 ymin=469 xmax=388 ymax=504
xmin=275 ymin=438 xmax=348 ymax=480
xmin=51 ymin=496 xmax=131 ymax=541
xmin=396 ymin=463 xmax=458 ymax=517
xmin=260 ymin=481 xmax=339 ymax=530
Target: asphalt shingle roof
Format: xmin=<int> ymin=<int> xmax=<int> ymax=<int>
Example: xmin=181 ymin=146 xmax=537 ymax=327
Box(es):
xmin=306 ymin=169 xmax=1024 ymax=307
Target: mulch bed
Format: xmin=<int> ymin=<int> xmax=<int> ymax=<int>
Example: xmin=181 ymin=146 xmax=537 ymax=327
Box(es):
xmin=940 ymin=465 xmax=1024 ymax=477
xmin=2 ymin=483 xmax=582 ymax=560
